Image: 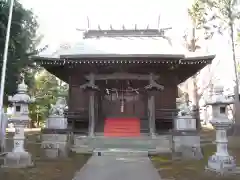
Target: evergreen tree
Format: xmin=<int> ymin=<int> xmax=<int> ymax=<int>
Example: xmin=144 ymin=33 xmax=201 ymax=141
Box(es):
xmin=0 ymin=0 xmax=39 ymax=104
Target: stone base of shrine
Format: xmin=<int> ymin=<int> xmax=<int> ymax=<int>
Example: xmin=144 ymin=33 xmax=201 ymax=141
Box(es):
xmin=71 ymin=134 xmax=172 ymax=154
xmin=70 ymin=132 xmax=205 ymax=158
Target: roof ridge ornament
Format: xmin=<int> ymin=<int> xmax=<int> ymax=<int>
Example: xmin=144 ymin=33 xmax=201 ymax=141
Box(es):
xmin=81 ymin=15 xmax=172 ymax=39
xmin=83 ymin=28 xmax=172 ymax=39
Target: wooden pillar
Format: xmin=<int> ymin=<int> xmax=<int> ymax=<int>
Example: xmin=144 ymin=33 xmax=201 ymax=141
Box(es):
xmin=148 ymin=92 xmax=156 ymax=137
xmin=67 ymin=75 xmax=72 ymax=130
xmin=88 ymin=91 xmax=95 ymax=137
xmin=94 ymin=92 xmax=99 ymax=128
xmin=144 ymin=73 xmax=164 ymax=137
xmin=80 ymin=73 xmax=99 ymax=137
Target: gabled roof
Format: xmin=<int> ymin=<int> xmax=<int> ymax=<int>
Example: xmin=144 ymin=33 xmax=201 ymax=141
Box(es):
xmin=37 ymin=36 xmax=185 ymax=58
xmin=33 ymin=36 xmax=215 ymax=65
xmin=32 ymin=35 xmax=215 ymax=83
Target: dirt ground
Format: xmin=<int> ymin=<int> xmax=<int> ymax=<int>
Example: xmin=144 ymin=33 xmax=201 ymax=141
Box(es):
xmin=0 ymin=133 xmax=90 ymax=180
xmin=0 ymin=152 xmax=90 ymax=180
xmin=152 ymin=128 xmax=240 ymax=180
xmin=0 ymin=128 xmax=239 ymax=180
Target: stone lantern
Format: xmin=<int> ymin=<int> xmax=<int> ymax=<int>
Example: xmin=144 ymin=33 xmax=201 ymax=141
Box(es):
xmin=3 ymin=79 xmax=35 ymax=168
xmin=205 ymin=85 xmax=236 ymax=174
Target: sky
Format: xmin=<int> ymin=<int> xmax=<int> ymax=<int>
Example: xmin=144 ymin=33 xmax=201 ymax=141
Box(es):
xmin=20 ymin=0 xmax=192 ymax=46
xmin=19 ymin=0 xmax=236 ymax=90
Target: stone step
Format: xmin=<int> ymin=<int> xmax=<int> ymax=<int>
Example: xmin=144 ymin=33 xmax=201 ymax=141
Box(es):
xmin=93 ymin=148 xmax=149 ymax=157
xmin=71 ymin=146 xmax=93 ymax=154
xmin=73 ymin=136 xmax=172 ymax=153
xmin=74 ymin=135 xmax=170 ymax=140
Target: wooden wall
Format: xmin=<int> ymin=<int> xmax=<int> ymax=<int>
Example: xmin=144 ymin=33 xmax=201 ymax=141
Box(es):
xmin=68 ymin=71 xmax=178 ymax=131
xmin=155 ymin=74 xmax=178 ymax=110
xmin=68 ymin=73 xmax=89 ymax=111
xmin=155 ymin=74 xmax=178 ymax=130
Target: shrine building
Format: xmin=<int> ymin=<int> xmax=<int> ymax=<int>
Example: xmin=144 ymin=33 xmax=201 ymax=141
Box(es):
xmin=33 ymin=28 xmax=215 ymax=137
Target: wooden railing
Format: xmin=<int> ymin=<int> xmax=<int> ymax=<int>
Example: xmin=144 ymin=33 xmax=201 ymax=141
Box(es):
xmin=64 ymin=109 xmax=89 ymax=133
xmin=64 ymin=109 xmax=89 ymax=121
xmin=64 ymin=108 xmax=198 ymax=122
xmin=155 ymin=108 xmax=179 ymax=121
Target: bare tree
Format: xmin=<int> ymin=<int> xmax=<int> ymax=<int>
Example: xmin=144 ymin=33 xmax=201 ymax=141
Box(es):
xmin=201 ymin=0 xmax=240 ymax=103
xmin=184 ymin=0 xmax=218 ymax=129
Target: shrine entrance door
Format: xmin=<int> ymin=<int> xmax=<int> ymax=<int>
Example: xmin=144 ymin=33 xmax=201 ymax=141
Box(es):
xmin=101 ymin=81 xmax=146 ymax=119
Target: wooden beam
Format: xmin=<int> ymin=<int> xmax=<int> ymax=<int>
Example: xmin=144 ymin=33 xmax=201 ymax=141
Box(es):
xmin=145 ymin=73 xmax=164 ymax=90
xmin=85 ymin=73 xmax=159 ymax=81
xmin=80 ymin=73 xmax=99 ymax=90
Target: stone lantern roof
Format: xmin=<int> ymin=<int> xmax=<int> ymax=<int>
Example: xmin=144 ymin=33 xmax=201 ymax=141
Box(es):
xmin=205 ymin=85 xmax=233 ymax=106
xmin=8 ymin=79 xmax=35 ymax=103
xmin=17 ymin=79 xmax=28 ymax=93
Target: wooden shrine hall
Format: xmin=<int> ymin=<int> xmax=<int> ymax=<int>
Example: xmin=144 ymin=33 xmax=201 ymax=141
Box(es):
xmin=33 ymin=27 xmax=215 ymax=137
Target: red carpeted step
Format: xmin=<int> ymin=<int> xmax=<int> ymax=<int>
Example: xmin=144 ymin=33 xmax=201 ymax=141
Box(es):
xmin=104 ymin=133 xmax=140 ymax=137
xmin=104 ymin=118 xmax=140 ymax=137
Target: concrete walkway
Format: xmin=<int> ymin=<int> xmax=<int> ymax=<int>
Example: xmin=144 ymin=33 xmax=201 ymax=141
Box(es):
xmin=72 ymin=155 xmax=162 ymax=180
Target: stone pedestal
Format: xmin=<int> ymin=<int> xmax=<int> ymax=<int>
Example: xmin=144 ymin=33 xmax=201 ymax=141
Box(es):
xmin=41 ymin=97 xmax=69 ymax=158
xmin=46 ymin=115 xmax=67 ymax=129
xmin=3 ymin=123 xmax=33 ymax=168
xmin=41 ymin=133 xmax=69 ymax=158
xmin=174 ymin=115 xmax=196 ymax=131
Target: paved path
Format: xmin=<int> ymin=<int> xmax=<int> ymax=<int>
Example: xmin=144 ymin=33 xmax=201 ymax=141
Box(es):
xmin=72 ymin=155 xmax=162 ymax=180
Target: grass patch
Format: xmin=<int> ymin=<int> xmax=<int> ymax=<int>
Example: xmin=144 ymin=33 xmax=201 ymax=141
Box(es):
xmin=151 ymin=144 xmax=240 ymax=180
xmin=0 ymin=132 xmax=91 ymax=180
xmin=0 ymin=152 xmax=90 ymax=180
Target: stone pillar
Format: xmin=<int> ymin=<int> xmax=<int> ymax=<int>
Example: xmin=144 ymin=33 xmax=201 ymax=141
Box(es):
xmin=13 ymin=125 xmax=25 ymax=153
xmin=148 ymin=92 xmax=156 ymax=137
xmin=88 ymin=91 xmax=95 ymax=137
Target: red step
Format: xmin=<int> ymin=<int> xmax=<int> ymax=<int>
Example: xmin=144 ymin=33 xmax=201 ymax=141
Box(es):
xmin=104 ymin=133 xmax=140 ymax=137
xmin=104 ymin=118 xmax=140 ymax=137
